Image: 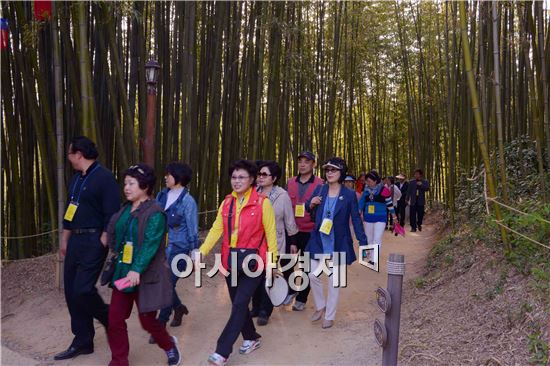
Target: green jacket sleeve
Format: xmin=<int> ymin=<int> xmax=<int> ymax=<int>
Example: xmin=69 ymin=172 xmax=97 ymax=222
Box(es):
xmin=130 ymin=212 xmax=166 ymax=274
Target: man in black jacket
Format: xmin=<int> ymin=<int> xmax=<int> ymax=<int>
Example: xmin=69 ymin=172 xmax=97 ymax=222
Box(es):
xmin=55 ymin=136 xmax=120 ymax=361
xmin=406 ymin=169 xmax=429 ymax=232
xmin=395 ymin=174 xmax=408 ymax=227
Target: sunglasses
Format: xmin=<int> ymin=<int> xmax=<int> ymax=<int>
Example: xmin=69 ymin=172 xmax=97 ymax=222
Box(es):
xmin=257 ymin=172 xmax=272 ymax=178
xmin=324 ymin=168 xmax=340 ymax=173
xmin=129 ymin=165 xmax=145 ymax=175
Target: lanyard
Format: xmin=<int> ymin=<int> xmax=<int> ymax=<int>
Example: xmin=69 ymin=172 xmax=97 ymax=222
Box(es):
xmin=325 ymin=195 xmax=338 ymax=219
xmin=70 ymin=164 xmax=100 ymax=203
xmin=366 ymin=184 xmax=380 ymax=201
xmin=123 ymin=215 xmax=135 ymax=242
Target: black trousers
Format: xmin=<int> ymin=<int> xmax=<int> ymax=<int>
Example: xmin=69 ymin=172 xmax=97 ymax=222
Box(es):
xmin=216 ymin=272 xmax=262 ymax=358
xmin=286 ymin=231 xmax=311 ymax=303
xmin=397 ymin=201 xmax=407 ymax=226
xmin=409 ymin=204 xmax=425 ymax=230
xmin=64 ymin=231 xmax=109 ymax=349
xmin=251 ymin=271 xmax=274 ymax=318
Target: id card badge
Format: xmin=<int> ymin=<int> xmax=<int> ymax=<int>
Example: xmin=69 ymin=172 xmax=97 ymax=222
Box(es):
xmin=368 ymin=205 xmax=375 ymax=214
xmin=319 ymin=218 xmax=333 ymax=235
xmin=295 ymin=204 xmax=305 ymax=218
xmin=122 ymin=242 xmax=133 ymax=264
xmin=64 ymin=202 xmax=79 ymax=222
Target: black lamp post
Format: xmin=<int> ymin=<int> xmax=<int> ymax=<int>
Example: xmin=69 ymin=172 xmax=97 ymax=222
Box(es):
xmin=144 ymin=59 xmax=160 ymax=166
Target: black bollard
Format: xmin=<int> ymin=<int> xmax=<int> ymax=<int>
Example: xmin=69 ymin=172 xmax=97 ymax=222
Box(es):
xmin=382 ymin=253 xmax=405 ymax=366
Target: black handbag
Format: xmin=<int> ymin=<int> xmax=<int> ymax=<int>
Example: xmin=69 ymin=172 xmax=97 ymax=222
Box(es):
xmin=225 ymin=198 xmax=265 ymax=272
xmin=100 ymin=214 xmax=134 ymax=286
xmin=100 ymin=251 xmax=118 ymax=286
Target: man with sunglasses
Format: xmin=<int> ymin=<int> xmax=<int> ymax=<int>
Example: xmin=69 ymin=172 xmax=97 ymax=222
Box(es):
xmin=55 ymin=136 xmax=120 ymax=361
xmin=284 ymin=151 xmax=324 ymax=311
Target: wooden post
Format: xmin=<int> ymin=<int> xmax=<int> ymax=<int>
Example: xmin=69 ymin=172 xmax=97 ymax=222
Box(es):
xmin=375 ymin=253 xmax=405 ymax=366
xmin=144 ymin=91 xmax=157 ymax=167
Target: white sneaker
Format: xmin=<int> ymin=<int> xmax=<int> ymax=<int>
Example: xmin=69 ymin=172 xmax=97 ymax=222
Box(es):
xmin=207 ymin=353 xmax=227 ymax=366
xmin=238 ymin=338 xmax=261 ymax=354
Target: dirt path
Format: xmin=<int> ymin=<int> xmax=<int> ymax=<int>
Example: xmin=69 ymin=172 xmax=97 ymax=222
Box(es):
xmin=2 ymin=217 xmax=438 ymax=366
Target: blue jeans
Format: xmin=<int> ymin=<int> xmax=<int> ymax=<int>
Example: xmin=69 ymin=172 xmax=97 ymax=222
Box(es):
xmin=158 ymin=250 xmax=189 ymax=323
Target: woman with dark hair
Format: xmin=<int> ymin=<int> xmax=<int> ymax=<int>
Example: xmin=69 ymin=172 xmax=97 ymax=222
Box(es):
xmin=151 ymin=162 xmax=198 ymax=336
xmin=306 ymin=157 xmax=367 ymax=329
xmin=195 ymin=159 xmax=278 ymax=366
xmin=251 ymin=160 xmax=298 ymax=326
xmin=106 ymin=163 xmax=181 ymax=366
xmin=359 ymin=170 xmax=397 ymax=246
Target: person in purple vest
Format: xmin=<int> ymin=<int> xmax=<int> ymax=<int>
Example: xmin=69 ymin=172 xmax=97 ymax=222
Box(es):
xmin=284 ymin=151 xmax=324 ymax=311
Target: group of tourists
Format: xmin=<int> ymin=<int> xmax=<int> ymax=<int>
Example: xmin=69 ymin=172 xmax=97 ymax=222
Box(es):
xmin=348 ymin=169 xmax=430 ymax=234
xmin=56 ymin=136 xmax=429 ymax=366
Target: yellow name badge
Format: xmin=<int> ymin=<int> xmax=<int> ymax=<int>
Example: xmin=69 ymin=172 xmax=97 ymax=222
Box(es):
xmin=295 ymin=204 xmax=305 ymax=218
xmin=319 ymin=218 xmax=333 ymax=235
xmin=122 ymin=242 xmax=133 ymax=264
xmin=368 ymin=205 xmax=375 ymax=214
xmin=64 ymin=203 xmax=78 ymax=222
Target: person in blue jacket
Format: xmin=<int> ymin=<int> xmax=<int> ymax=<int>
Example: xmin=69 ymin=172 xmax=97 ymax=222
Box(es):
xmin=305 ymin=157 xmax=367 ymax=329
xmin=358 ymin=170 xmax=397 ymax=247
xmin=153 ymin=162 xmax=199 ymax=335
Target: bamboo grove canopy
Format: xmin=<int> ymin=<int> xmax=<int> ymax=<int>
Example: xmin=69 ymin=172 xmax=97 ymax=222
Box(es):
xmin=1 ymin=1 xmax=549 ymax=259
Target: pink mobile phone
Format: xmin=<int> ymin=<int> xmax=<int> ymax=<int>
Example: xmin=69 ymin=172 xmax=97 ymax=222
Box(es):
xmin=114 ymin=277 xmax=132 ymax=291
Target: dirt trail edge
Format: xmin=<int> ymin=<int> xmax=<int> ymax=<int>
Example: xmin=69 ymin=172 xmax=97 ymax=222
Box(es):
xmin=2 ymin=215 xmax=439 ymax=366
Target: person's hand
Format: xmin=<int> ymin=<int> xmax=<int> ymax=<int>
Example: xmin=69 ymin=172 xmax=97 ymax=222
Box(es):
xmin=100 ymin=232 xmax=108 ymax=247
xmin=310 ymin=196 xmax=322 ymax=208
xmin=290 ymin=244 xmax=298 ymax=254
xmin=60 ymin=240 xmax=67 ymax=257
xmin=126 ymin=271 xmax=140 ymax=287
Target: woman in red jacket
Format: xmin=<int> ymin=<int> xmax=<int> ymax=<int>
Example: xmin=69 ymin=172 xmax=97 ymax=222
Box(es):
xmin=195 ymin=160 xmax=278 ymax=366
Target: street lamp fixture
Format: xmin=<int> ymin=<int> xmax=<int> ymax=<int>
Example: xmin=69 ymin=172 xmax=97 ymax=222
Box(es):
xmin=145 ymin=59 xmax=160 ymax=94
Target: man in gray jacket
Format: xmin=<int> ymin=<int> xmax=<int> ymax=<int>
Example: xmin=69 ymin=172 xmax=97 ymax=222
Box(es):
xmin=406 ymin=169 xmax=429 ymax=232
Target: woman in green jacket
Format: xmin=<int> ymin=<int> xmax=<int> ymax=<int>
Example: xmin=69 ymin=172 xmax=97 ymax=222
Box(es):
xmin=107 ymin=164 xmax=181 ymax=366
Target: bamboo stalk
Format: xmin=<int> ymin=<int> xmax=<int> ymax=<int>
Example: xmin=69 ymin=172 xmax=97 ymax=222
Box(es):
xmin=459 ymin=1 xmax=509 ymax=251
xmin=491 ymin=2 xmax=509 ymax=203
xmin=52 ymin=3 xmax=64 ymax=289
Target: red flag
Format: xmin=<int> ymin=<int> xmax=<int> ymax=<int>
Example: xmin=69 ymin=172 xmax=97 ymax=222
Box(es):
xmin=0 ymin=19 xmax=8 ymax=50
xmin=34 ymin=1 xmax=52 ymax=21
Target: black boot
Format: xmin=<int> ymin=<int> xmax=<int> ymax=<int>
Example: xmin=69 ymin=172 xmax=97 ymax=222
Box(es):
xmin=170 ymin=304 xmax=189 ymax=327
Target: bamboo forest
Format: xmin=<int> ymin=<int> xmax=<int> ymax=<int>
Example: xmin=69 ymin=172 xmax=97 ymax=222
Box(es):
xmin=3 ymin=1 xmax=548 ymax=259
xmin=1 ymin=1 xmax=550 ymax=365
